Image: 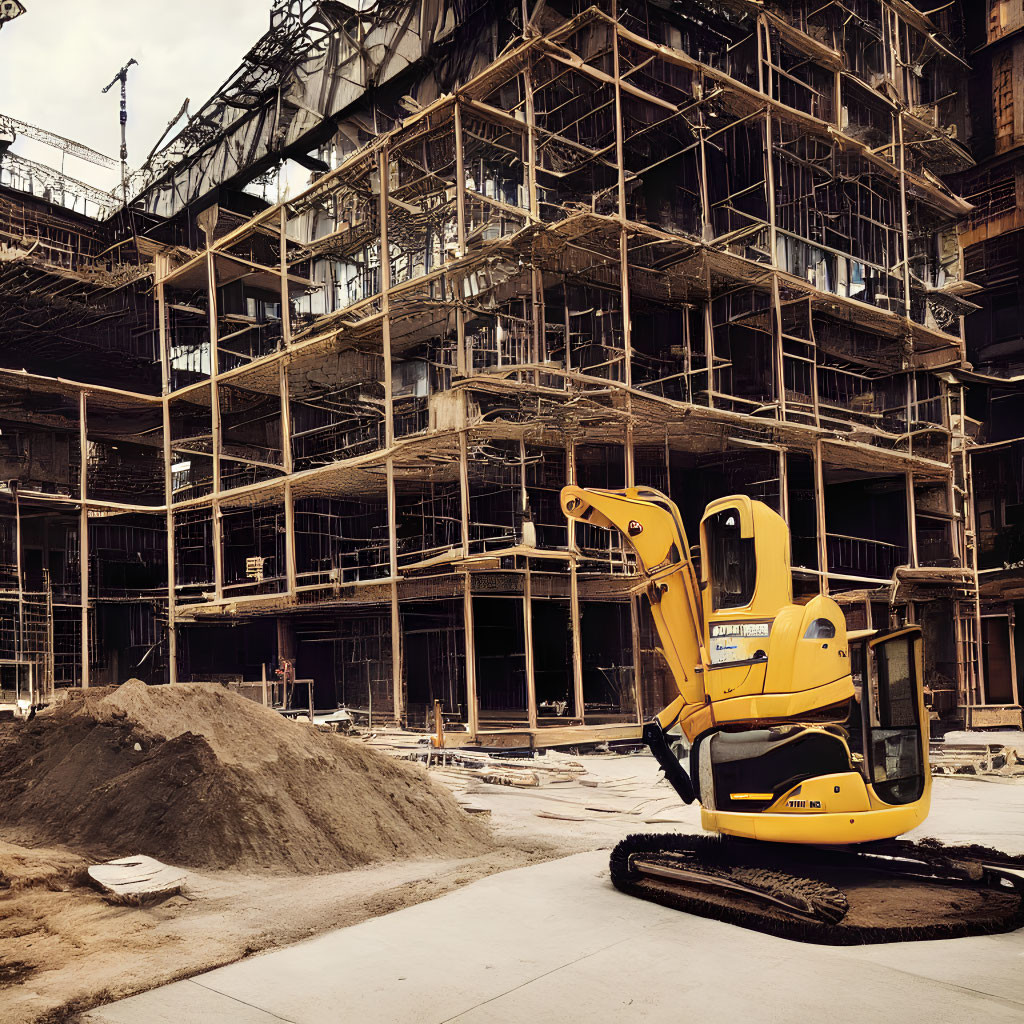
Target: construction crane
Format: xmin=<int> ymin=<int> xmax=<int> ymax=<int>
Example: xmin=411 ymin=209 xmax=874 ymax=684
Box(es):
xmin=0 ymin=114 xmax=116 ymax=170
xmin=102 ymin=58 xmax=138 ymax=203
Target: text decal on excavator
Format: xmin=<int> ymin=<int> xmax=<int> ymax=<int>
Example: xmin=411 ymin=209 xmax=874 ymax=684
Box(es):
xmin=709 ymin=621 xmax=772 ymax=666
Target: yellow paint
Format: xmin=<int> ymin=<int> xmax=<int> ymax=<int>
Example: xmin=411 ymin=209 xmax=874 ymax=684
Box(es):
xmin=561 ymin=485 xmax=932 ymax=847
xmin=703 ymin=801 xmax=930 ymax=845
xmin=688 ymin=677 xmax=854 ymax=733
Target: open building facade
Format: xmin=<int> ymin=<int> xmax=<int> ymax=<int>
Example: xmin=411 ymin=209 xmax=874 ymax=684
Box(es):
xmin=1 ymin=0 xmax=1019 ymax=744
xmin=953 ymin=1 xmax=1024 ymax=724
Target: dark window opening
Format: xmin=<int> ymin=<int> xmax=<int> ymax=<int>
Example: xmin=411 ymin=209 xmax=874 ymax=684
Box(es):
xmin=982 ymin=617 xmax=1014 ymax=704
xmin=580 ymin=602 xmax=635 ymax=723
xmin=866 ymin=634 xmax=924 ymax=806
xmin=532 ymin=599 xmax=575 ymax=722
xmin=474 ymin=597 xmax=528 ymax=725
xmin=705 ymin=508 xmax=756 ymax=610
xmin=804 ymin=618 xmax=836 ymax=639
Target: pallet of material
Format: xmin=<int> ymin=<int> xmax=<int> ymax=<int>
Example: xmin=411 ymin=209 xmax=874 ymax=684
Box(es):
xmin=397 ymin=746 xmax=584 ymax=786
xmin=930 ymin=742 xmax=1022 ymax=776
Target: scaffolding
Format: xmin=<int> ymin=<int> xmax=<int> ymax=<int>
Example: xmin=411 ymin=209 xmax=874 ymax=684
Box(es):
xmin=0 ymin=0 xmax=1003 ymax=739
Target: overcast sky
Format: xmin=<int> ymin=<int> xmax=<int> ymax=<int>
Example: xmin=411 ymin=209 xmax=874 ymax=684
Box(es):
xmin=0 ymin=0 xmax=272 ymax=192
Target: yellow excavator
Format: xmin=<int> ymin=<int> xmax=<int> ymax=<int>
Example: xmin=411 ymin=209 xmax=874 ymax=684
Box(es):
xmin=561 ymin=485 xmax=1024 ymax=943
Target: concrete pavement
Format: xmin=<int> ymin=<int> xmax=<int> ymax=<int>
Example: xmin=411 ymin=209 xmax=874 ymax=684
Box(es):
xmin=87 ymin=839 xmax=1024 ymax=1024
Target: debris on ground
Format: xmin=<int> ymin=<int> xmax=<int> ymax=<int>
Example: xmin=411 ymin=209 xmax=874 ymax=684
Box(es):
xmin=398 ymin=747 xmax=586 ymax=788
xmin=931 ymin=732 xmax=1024 ymax=778
xmin=86 ymin=856 xmax=188 ymax=904
xmin=383 ymin=740 xmax=689 ymax=825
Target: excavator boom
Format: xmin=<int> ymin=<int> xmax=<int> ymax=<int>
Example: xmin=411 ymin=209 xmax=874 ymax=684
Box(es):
xmin=561 ymin=486 xmax=706 ymax=713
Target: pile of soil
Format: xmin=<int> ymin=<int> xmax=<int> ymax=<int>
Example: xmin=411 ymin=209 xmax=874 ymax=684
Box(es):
xmin=0 ymin=682 xmax=490 ymax=873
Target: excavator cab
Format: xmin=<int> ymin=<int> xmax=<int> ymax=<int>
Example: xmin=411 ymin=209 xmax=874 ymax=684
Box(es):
xmin=695 ymin=495 xmax=853 ymax=730
xmin=560 ymin=485 xmax=931 ymax=845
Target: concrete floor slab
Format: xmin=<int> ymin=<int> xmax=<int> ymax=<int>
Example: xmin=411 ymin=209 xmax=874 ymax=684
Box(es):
xmin=90 ymin=980 xmax=290 ymax=1024
xmin=88 ymin=845 xmax=1024 ymax=1024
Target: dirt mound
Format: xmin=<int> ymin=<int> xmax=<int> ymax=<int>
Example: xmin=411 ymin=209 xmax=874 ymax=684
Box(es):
xmin=0 ymin=682 xmax=490 ymax=873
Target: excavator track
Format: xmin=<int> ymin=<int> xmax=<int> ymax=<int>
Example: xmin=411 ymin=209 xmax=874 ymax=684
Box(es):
xmin=610 ymin=833 xmax=1024 ymax=945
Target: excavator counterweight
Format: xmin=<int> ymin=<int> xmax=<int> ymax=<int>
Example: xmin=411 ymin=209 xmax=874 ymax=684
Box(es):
xmin=562 ymin=485 xmax=1024 ymax=942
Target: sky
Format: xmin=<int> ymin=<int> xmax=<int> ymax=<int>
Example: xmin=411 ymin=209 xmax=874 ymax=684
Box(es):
xmin=0 ymin=0 xmax=272 ymax=192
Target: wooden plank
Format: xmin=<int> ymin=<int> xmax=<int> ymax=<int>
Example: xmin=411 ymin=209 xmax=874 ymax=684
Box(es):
xmin=387 ymin=457 xmax=402 ymax=725
xmin=206 ymin=248 xmax=224 ymax=602
xmin=454 ymin=101 xmax=468 ymax=375
xmin=523 ymin=560 xmax=538 ymax=733
xmin=814 ymin=439 xmax=829 ymax=595
xmin=447 ymin=722 xmax=644 ymax=749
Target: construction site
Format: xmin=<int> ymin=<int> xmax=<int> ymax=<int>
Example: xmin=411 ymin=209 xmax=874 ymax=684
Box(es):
xmin=1 ymin=1 xmax=1024 ymax=1022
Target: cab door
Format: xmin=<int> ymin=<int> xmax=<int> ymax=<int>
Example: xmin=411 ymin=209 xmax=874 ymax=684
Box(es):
xmin=864 ymin=626 xmax=930 ymax=807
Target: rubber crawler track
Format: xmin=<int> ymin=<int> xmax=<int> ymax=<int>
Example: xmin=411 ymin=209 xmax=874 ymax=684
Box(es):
xmin=609 ymin=833 xmax=1024 ymax=946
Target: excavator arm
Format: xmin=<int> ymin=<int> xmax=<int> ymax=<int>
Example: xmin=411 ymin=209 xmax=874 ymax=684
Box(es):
xmin=562 ymin=485 xmax=857 ymax=742
xmin=561 ymin=486 xmax=707 ymax=718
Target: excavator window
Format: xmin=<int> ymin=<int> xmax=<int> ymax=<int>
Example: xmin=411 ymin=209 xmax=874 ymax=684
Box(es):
xmin=704 ymin=509 xmax=755 ymax=610
xmin=804 ymin=618 xmax=836 ymax=639
xmin=865 ymin=633 xmax=924 ymax=805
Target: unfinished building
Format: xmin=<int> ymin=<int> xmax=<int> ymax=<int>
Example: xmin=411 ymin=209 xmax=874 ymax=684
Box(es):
xmin=951 ymin=0 xmax=1024 ymax=728
xmin=0 ymin=0 xmax=995 ymax=744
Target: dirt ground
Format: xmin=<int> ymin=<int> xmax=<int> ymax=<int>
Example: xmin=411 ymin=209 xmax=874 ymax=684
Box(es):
xmin=0 ymin=724 xmax=663 ymax=1024
xmin=0 ymin=689 xmax=520 ymax=1024
xmin=0 ymin=835 xmax=563 ymax=1024
xmin=5 ymin=729 xmax=1021 ymax=1024
xmin=0 ymin=685 xmax=490 ymax=873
